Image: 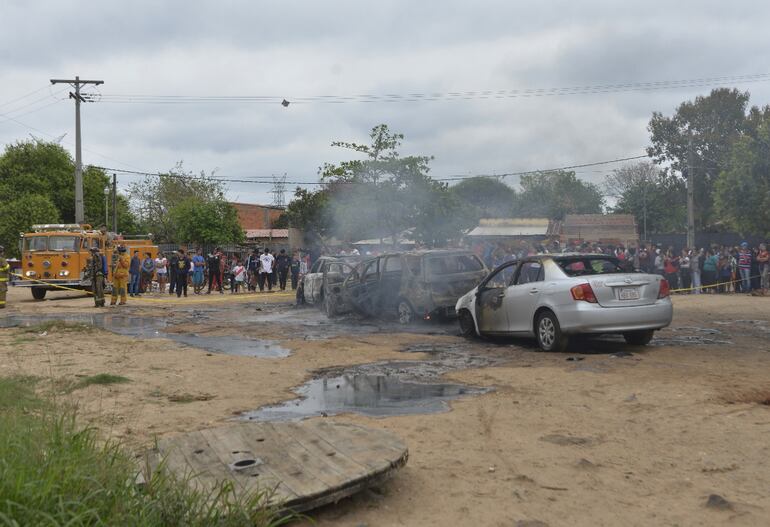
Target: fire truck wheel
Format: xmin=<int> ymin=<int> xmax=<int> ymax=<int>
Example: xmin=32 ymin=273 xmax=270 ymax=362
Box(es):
xmin=31 ymin=288 xmax=47 ymax=300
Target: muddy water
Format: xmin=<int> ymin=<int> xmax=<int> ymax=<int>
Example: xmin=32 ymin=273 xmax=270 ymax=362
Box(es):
xmin=242 ymin=374 xmax=489 ymax=420
xmin=0 ymin=314 xmax=290 ymax=358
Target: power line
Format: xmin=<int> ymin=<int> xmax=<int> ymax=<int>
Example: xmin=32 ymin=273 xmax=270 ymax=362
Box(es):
xmin=90 ymin=154 xmax=648 ymax=186
xmin=81 ymin=72 xmax=770 ymax=105
xmin=0 ymin=85 xmax=51 ymax=109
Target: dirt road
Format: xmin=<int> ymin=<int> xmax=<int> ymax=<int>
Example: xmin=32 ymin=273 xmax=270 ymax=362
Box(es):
xmin=1 ymin=287 xmax=768 ymax=526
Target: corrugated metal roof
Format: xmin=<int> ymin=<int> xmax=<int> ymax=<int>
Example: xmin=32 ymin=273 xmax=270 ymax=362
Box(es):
xmin=245 ymin=229 xmax=289 ymax=238
xmin=467 ymin=225 xmax=549 ymax=237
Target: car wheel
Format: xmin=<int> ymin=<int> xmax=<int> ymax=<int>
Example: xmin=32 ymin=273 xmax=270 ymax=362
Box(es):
xmin=458 ymin=309 xmax=477 ymax=338
xmin=623 ymin=329 xmax=654 ymax=345
xmin=31 ymin=288 xmax=47 ymax=300
xmin=397 ymin=300 xmax=415 ymax=325
xmin=536 ymin=311 xmax=568 ymax=352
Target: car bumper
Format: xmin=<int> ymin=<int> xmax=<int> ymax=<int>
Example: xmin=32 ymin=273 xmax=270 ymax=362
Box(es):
xmin=557 ymin=299 xmax=673 ymax=334
xmin=11 ymin=280 xmax=84 ymax=288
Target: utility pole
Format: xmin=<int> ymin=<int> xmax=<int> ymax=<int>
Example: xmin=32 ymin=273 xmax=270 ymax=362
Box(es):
xmin=686 ymin=137 xmax=695 ymax=249
xmin=112 ymin=174 xmax=118 ymax=233
xmin=50 ymin=76 xmax=104 ymax=224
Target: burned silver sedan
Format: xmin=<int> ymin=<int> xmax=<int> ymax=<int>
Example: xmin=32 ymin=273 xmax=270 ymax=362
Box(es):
xmin=455 ymin=254 xmax=673 ymax=351
xmin=330 ymin=250 xmax=488 ymax=323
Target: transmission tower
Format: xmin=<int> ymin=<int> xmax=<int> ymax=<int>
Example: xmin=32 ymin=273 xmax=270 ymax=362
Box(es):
xmin=271 ymin=173 xmax=287 ymax=208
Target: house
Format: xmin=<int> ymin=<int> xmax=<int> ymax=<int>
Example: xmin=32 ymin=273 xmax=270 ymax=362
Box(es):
xmin=465 ymin=218 xmax=560 ymax=242
xmin=229 ymin=202 xmax=284 ymax=230
xmin=561 ymin=214 xmax=639 ymax=246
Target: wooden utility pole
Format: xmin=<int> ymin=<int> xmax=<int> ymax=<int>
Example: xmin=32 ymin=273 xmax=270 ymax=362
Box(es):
xmin=50 ymin=76 xmax=104 ymax=224
xmin=112 ymin=173 xmax=118 ymax=233
xmin=686 ymin=137 xmax=695 ymax=249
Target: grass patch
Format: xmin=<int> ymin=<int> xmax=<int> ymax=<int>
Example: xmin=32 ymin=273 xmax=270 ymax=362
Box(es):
xmin=16 ymin=320 xmax=94 ymax=334
xmin=72 ymin=373 xmax=131 ymax=391
xmin=0 ymin=376 xmax=297 ymax=526
xmin=168 ymin=392 xmax=216 ymax=403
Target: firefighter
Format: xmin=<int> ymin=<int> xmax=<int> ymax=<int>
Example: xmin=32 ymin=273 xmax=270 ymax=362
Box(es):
xmin=86 ymin=246 xmax=107 ymax=307
xmin=0 ymin=245 xmax=8 ymax=309
xmin=110 ymin=245 xmax=130 ymax=306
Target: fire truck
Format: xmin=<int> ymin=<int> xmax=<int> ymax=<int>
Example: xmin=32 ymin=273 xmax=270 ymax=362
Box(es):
xmin=13 ymin=224 xmax=158 ymax=300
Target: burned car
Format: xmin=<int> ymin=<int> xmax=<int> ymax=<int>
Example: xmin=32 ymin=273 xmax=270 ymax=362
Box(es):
xmin=329 ymin=250 xmax=488 ymax=323
xmin=296 ymin=256 xmax=359 ymax=314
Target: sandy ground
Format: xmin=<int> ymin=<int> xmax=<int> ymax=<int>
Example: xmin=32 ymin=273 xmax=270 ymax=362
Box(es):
xmin=1 ymin=286 xmax=769 ymax=526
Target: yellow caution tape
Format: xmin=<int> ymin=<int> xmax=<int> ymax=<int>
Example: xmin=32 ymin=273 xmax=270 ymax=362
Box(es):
xmin=10 ymin=272 xmax=294 ymax=304
xmin=669 ymin=274 xmax=763 ymax=293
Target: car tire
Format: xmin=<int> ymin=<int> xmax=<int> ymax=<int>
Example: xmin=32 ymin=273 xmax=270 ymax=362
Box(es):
xmin=623 ymin=329 xmax=655 ymax=346
xmin=458 ymin=309 xmax=477 ymax=338
xmin=31 ymin=288 xmax=47 ymax=300
xmin=536 ymin=311 xmax=568 ymax=352
xmin=397 ymin=299 xmax=415 ymax=325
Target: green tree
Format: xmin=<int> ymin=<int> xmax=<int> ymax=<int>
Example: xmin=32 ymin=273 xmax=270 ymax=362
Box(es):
xmin=0 ymin=195 xmax=60 ymax=258
xmin=647 ymin=88 xmax=751 ymax=227
xmin=320 ymin=124 xmax=459 ymax=246
xmin=168 ymin=198 xmax=244 ymax=246
xmin=450 ymin=176 xmax=516 ymax=227
xmin=605 ymin=162 xmax=686 ymax=236
xmin=283 ymin=187 xmax=333 ymax=246
xmin=714 ymin=117 xmax=770 ymax=237
xmin=127 ymin=163 xmax=229 ymax=242
xmin=514 ymin=171 xmax=604 ymax=220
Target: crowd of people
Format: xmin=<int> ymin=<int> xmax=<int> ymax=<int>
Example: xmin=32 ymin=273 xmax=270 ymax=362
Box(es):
xmin=126 ymin=247 xmax=312 ymax=298
xmin=472 ymin=239 xmax=770 ymax=295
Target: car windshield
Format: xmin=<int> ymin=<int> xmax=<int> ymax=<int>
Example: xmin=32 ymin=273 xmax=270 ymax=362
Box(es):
xmin=557 ymin=257 xmax=624 ymax=276
xmin=24 ymin=237 xmax=48 ymax=251
xmin=48 ymin=236 xmax=79 ymax=251
xmin=426 ymin=254 xmax=484 ymax=275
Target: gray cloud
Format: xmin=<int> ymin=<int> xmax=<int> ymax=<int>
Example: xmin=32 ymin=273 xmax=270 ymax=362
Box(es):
xmin=2 ymin=0 xmax=770 ymax=205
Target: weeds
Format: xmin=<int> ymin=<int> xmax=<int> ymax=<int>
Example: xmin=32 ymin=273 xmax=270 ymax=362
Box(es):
xmin=72 ymin=373 xmax=131 ymax=391
xmin=16 ymin=320 xmax=94 ymax=334
xmin=725 ymin=389 xmax=770 ymax=406
xmin=0 ymin=376 xmax=298 ymax=526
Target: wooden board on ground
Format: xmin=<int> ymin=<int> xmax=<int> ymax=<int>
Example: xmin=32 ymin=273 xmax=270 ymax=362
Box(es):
xmin=143 ymin=421 xmax=409 ymax=513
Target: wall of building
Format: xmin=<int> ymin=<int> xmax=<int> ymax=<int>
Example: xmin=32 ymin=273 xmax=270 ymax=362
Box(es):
xmin=230 ymin=203 xmax=284 ymax=230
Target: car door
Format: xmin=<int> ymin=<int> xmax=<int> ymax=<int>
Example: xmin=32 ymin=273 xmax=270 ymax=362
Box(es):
xmin=476 ymin=261 xmax=518 ymax=333
xmin=503 ymin=260 xmax=545 ymax=333
xmin=343 ymin=258 xmax=382 ymax=316
xmin=305 ymin=259 xmax=325 ymax=303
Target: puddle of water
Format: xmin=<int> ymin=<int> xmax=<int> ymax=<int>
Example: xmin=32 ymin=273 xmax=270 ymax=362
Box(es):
xmin=241 ymin=374 xmax=489 ymax=421
xmin=0 ymin=314 xmax=289 ymax=358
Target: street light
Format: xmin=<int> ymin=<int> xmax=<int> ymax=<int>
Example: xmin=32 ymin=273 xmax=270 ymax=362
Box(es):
xmin=104 ymin=186 xmax=110 ymax=228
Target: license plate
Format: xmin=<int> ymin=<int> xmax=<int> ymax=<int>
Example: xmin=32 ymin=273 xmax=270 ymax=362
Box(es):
xmin=619 ymin=287 xmax=640 ymax=300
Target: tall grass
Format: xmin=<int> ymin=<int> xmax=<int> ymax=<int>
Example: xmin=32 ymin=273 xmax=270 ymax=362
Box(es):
xmin=0 ymin=376 xmax=298 ymax=526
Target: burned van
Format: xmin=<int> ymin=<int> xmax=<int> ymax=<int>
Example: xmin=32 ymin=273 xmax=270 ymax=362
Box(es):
xmin=333 ymin=250 xmax=488 ymax=323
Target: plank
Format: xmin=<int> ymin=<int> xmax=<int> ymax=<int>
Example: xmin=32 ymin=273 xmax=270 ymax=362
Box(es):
xmin=308 ymin=421 xmax=408 ymax=471
xmin=282 ymin=422 xmax=371 ymax=480
xmin=198 ymin=425 xmax=298 ymax=502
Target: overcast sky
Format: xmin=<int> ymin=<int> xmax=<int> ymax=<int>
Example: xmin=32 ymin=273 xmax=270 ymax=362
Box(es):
xmin=2 ymin=0 xmax=769 ymax=205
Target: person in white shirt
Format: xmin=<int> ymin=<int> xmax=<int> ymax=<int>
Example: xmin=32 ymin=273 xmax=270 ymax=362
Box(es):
xmin=154 ymin=253 xmax=168 ymax=293
xmin=259 ymin=248 xmax=275 ymax=292
xmin=231 ymin=259 xmax=246 ymax=294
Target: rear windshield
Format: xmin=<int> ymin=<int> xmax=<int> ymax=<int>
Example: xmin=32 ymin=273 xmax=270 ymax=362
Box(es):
xmin=557 ymin=257 xmax=624 ymax=276
xmin=426 ymin=254 xmax=484 ymax=275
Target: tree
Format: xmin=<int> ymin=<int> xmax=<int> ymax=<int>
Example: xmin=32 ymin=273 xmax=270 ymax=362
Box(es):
xmin=514 ymin=171 xmax=604 ymax=220
xmin=450 ymin=176 xmax=516 ymax=227
xmin=320 ymin=124 xmax=458 ymax=246
xmin=647 ymin=88 xmax=751 ymax=227
xmin=714 ymin=117 xmax=770 ymax=237
xmin=283 ymin=187 xmax=333 ymax=246
xmin=605 ymin=162 xmax=686 ymax=237
xmin=127 ymin=163 xmax=228 ymax=242
xmin=0 ymin=195 xmax=60 ymax=258
xmin=168 ymin=198 xmax=244 ymax=246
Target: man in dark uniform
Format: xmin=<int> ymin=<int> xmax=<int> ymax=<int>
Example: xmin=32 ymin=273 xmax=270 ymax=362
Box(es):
xmin=275 ymin=249 xmax=290 ymax=291
xmin=0 ymin=245 xmax=9 ymax=309
xmin=168 ymin=250 xmax=179 ymax=295
xmin=290 ymin=250 xmax=301 ymax=290
xmin=176 ymin=249 xmax=191 ymax=297
xmin=85 ymin=246 xmax=107 ymax=307
xmin=206 ymin=248 xmax=223 ymax=294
